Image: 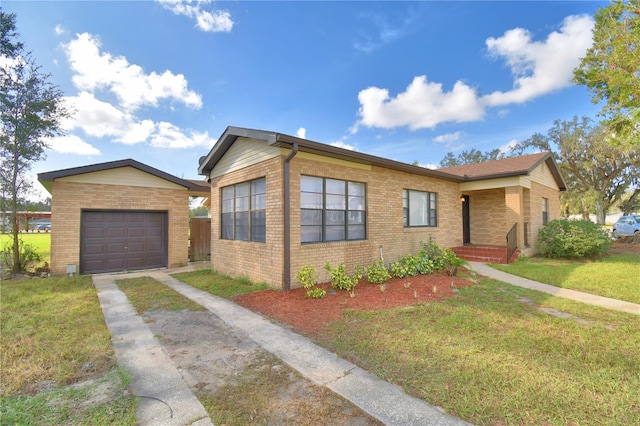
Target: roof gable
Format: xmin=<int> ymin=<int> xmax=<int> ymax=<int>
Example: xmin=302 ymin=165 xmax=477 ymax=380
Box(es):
xmin=439 ymin=153 xmax=566 ymax=191
xmin=38 ymin=159 xmax=209 ymax=194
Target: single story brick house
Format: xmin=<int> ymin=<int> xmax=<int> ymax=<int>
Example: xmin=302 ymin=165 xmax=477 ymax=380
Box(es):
xmin=198 ymin=126 xmax=566 ymax=289
xmin=38 ymin=159 xmax=209 ymax=275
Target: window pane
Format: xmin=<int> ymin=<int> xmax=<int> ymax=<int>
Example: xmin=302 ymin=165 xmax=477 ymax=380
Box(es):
xmin=326 ymin=179 xmax=345 ymax=195
xmin=348 ymin=211 xmax=364 ymax=224
xmin=301 ymin=210 xmax=322 ymax=226
xmin=409 ymin=191 xmax=428 ymax=226
xmin=235 ymin=196 xmax=249 ymax=211
xmin=222 ymin=186 xmax=234 ymax=201
xmin=326 ymin=210 xmax=345 ymax=226
xmin=348 ymin=225 xmax=365 ymax=240
xmin=301 ymin=192 xmax=323 ymax=209
xmin=221 ymin=198 xmax=233 ymax=213
xmin=235 ymin=211 xmax=249 ymax=241
xmin=235 ymin=182 xmax=250 ymax=197
xmin=349 ymin=195 xmax=365 ymax=210
xmin=326 ymin=194 xmax=346 ymax=209
xmin=301 ymin=226 xmax=322 ymax=243
xmin=301 ymin=176 xmax=323 ymax=192
xmin=348 ymin=182 xmax=365 ymax=197
xmin=251 ymin=193 xmax=266 ymax=210
xmin=221 ymin=212 xmax=233 ymax=240
xmin=251 ymin=210 xmax=265 ymax=242
xmin=326 ymin=225 xmax=345 ymax=241
xmin=251 ymin=178 xmax=266 ymax=195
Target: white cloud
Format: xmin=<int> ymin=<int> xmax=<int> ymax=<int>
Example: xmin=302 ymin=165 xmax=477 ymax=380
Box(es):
xmin=483 ymin=15 xmax=594 ymax=106
xmin=331 ymin=140 xmax=356 ymax=151
xmin=296 ymin=127 xmax=306 ymax=139
xmin=62 ymin=92 xmax=154 ymax=144
xmin=354 ymin=12 xmax=414 ymax=53
xmin=157 ymin=0 xmax=234 ymax=32
xmin=416 ymin=162 xmax=438 ymax=170
xmin=47 ymin=134 xmax=101 ymax=155
xmin=63 ymin=33 xmax=202 ymax=111
xmin=433 ymin=131 xmax=463 ymax=144
xmin=355 ymin=75 xmax=485 ymax=131
xmin=499 ymin=139 xmax=519 ymax=154
xmin=150 ymin=122 xmax=215 ymax=148
xmin=54 ymin=25 xmax=66 ymax=36
xmin=353 ymin=14 xmax=594 ymax=132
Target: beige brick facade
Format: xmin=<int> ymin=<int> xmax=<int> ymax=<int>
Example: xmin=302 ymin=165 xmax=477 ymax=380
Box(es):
xmin=49 ymin=181 xmax=189 ymax=275
xmin=209 ymin=153 xmax=464 ymax=289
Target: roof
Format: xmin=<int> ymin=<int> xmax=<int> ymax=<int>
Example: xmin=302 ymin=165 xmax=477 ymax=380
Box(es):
xmin=439 ymin=152 xmax=566 ymax=191
xmin=198 ymin=126 xmax=464 ymax=182
xmin=38 ymin=158 xmax=210 ymax=195
xmin=199 ymin=126 xmax=566 ymax=191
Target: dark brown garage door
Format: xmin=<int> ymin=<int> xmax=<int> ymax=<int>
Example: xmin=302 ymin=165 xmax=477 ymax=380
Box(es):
xmin=81 ymin=210 xmax=168 ymax=274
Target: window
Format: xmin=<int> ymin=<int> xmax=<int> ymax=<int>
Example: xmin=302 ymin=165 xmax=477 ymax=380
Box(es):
xmin=403 ymin=189 xmax=437 ymax=227
xmin=300 ymin=176 xmax=366 ymax=243
xmin=221 ymin=178 xmax=266 ymax=242
xmin=542 ymin=197 xmax=549 ymax=225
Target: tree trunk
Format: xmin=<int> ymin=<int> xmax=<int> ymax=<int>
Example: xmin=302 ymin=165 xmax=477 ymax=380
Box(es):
xmin=596 ymin=209 xmax=606 ymax=225
xmin=581 ymin=204 xmax=590 ymax=221
xmin=11 ymin=212 xmax=20 ymax=273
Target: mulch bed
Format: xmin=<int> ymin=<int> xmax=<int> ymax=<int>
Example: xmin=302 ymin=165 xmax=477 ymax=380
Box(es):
xmin=232 ymin=273 xmax=476 ymax=336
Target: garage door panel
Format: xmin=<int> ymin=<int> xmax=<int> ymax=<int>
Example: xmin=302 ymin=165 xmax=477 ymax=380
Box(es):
xmin=81 ymin=211 xmax=168 ymax=274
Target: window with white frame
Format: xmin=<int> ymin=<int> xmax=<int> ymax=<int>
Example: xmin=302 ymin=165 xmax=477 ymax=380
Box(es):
xmin=542 ymin=197 xmax=549 ymax=225
xmin=221 ymin=178 xmax=266 ymax=242
xmin=403 ymin=189 xmax=437 ymax=227
xmin=300 ymin=176 xmax=366 ymax=243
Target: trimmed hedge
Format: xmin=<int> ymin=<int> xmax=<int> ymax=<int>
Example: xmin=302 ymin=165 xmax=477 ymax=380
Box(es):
xmin=536 ymin=219 xmax=611 ymax=259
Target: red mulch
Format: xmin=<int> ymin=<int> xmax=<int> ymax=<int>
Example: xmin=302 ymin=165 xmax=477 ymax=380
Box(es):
xmin=232 ymin=273 xmax=475 ymax=336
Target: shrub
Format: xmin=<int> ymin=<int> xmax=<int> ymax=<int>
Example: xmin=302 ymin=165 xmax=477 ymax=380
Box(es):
xmin=324 ymin=262 xmax=361 ymax=292
xmin=1 ymin=240 xmax=43 ymax=274
xmin=365 ymin=260 xmax=391 ymax=284
xmin=390 ymin=254 xmax=434 ymax=278
xmin=536 ymin=219 xmax=611 ymax=259
xmin=295 ymin=264 xmax=326 ymax=298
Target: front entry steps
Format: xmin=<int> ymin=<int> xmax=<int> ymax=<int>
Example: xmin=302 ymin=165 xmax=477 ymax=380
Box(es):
xmin=451 ymin=245 xmax=520 ymax=264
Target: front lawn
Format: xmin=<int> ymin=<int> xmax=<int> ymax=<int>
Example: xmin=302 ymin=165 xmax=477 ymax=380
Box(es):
xmin=0 ymin=275 xmax=135 ymax=424
xmin=490 ymin=253 xmax=640 ymax=304
xmin=176 ymin=269 xmax=640 ymax=425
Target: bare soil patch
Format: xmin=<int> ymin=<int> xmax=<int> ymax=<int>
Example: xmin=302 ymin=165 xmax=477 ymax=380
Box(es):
xmin=143 ymin=309 xmax=383 ymax=425
xmin=611 ymin=238 xmax=640 ymax=254
xmin=233 ymin=273 xmax=476 ymax=336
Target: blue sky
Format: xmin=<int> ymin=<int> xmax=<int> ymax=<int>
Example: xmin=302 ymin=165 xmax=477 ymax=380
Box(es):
xmin=4 ymin=1 xmax=605 ymax=200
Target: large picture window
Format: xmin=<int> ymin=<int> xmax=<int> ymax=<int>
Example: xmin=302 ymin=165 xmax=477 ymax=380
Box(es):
xmin=221 ymin=178 xmax=266 ymax=242
xmin=403 ymin=189 xmax=437 ymax=227
xmin=301 ymin=176 xmax=366 ymax=243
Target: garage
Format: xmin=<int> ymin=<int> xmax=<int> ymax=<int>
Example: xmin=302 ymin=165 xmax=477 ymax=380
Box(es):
xmin=81 ymin=210 xmax=168 ymax=274
xmin=37 ymin=159 xmax=211 ymax=276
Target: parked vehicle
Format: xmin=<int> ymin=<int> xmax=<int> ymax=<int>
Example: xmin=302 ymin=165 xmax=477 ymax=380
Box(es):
xmin=611 ymin=216 xmax=640 ymax=238
xmin=37 ymin=224 xmax=51 ymax=232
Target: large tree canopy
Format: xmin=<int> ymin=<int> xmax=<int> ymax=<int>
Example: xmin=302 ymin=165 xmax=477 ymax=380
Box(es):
xmin=573 ymin=0 xmax=639 ymax=144
xmin=0 ymin=11 xmax=69 ymax=272
xmin=512 ymin=116 xmax=640 ymax=224
xmin=438 ymin=148 xmax=505 ymax=168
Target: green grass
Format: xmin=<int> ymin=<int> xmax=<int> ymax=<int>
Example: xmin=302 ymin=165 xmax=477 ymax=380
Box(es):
xmin=172 ymin=268 xmax=269 ymax=298
xmin=1 ymin=232 xmax=51 ymax=266
xmin=116 ymin=276 xmax=206 ymax=313
xmin=320 ymin=279 xmax=640 ymax=425
xmin=490 ymin=253 xmax=640 ymax=304
xmin=1 ymin=275 xmax=135 ymax=424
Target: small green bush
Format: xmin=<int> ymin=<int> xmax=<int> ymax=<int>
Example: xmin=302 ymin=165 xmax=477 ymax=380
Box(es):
xmin=536 ymin=219 xmax=611 ymax=259
xmin=365 ymin=260 xmax=391 ymax=284
xmin=295 ymin=264 xmax=326 ymax=298
xmin=390 ymin=238 xmax=465 ymax=278
xmin=1 ymin=239 xmax=43 ymax=273
xmin=324 ymin=262 xmax=361 ymax=292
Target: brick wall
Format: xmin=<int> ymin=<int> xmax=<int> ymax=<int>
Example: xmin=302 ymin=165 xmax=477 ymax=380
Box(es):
xmin=468 ymin=188 xmax=506 ymax=246
xmin=524 ymin=181 xmax=561 ymax=255
xmin=50 ymin=181 xmax=189 ymax=275
xmin=208 ymin=154 xmax=463 ymax=289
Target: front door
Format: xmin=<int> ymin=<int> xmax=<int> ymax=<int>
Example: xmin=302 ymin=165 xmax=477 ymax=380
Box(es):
xmin=462 ymin=195 xmax=470 ymax=244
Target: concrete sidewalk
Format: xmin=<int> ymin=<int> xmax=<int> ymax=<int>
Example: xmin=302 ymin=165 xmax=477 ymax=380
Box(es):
xmin=468 ymin=262 xmax=640 ymax=315
xmin=94 ymin=268 xmax=469 ymax=426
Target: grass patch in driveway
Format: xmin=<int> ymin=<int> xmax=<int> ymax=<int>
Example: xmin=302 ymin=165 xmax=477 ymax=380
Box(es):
xmin=490 ymin=253 xmax=640 ymax=304
xmin=320 ymin=279 xmax=640 ymax=425
xmin=172 ymin=268 xmax=268 ymax=298
xmin=1 ymin=275 xmax=135 ymax=424
xmin=116 ymin=276 xmax=205 ymax=313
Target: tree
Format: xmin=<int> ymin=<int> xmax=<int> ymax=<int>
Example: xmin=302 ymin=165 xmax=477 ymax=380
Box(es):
xmin=439 ymin=148 xmax=505 ymax=168
xmin=573 ymin=0 xmax=639 ymax=144
xmin=512 ymin=116 xmax=640 ymax=224
xmin=0 ymin=11 xmax=69 ymax=273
